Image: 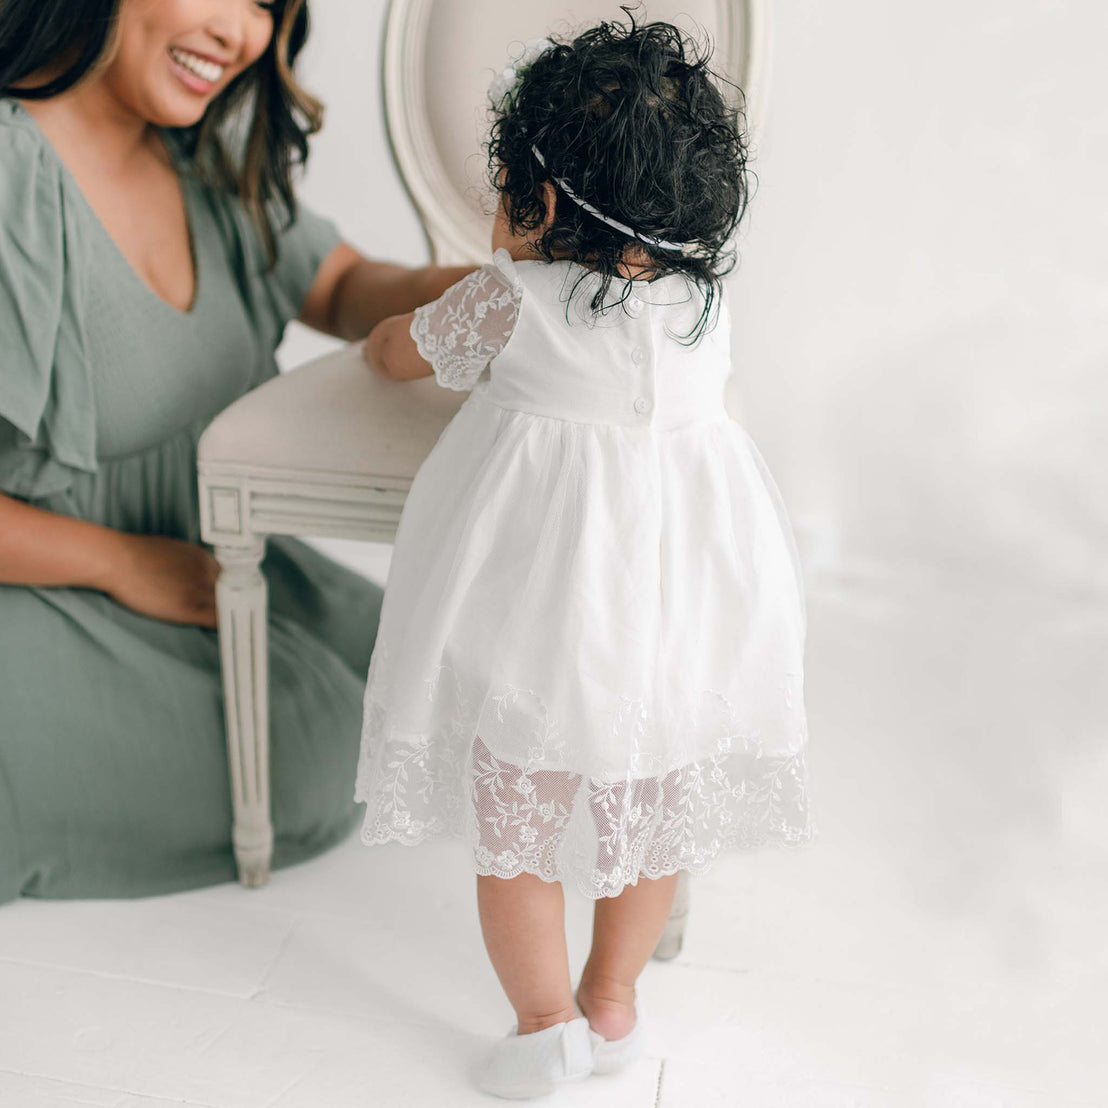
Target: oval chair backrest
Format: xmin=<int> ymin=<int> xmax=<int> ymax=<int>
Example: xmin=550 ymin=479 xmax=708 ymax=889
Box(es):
xmin=383 ymin=0 xmax=772 ymax=264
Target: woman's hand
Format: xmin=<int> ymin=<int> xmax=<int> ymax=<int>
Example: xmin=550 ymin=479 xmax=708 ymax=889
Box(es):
xmin=0 ymin=494 xmax=215 ymax=627
xmin=107 ymin=534 xmax=221 ymax=628
xmin=0 ymin=493 xmax=219 ymax=627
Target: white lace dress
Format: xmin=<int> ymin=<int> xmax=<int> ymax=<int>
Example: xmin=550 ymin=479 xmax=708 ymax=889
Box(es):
xmin=355 ymin=248 xmax=813 ymax=897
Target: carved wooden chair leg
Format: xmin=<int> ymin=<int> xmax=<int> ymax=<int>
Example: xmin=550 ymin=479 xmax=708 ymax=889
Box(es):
xmin=652 ymin=870 xmax=691 ymax=961
xmin=214 ymin=539 xmax=273 ymax=888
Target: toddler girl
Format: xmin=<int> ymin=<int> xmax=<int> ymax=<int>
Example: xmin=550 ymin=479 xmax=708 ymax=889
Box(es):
xmin=356 ymin=16 xmax=813 ymax=1098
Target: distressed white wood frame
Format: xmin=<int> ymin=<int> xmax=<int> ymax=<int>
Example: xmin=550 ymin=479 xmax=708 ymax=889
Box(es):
xmin=200 ymin=1 xmax=772 ymax=958
xmin=384 ymin=0 xmax=773 ymax=263
xmin=199 ymin=470 xmax=412 ymax=888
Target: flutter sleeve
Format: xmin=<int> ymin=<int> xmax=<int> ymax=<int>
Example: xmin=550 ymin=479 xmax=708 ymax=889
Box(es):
xmin=409 ymin=248 xmax=521 ymax=391
xmin=197 ymin=183 xmax=342 ymax=374
xmin=0 ymin=103 xmax=97 ymax=500
xmin=252 ymin=201 xmax=341 ymax=329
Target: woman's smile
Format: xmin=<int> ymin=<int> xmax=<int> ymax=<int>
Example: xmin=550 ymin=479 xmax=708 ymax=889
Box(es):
xmin=167 ymin=46 xmax=228 ymax=94
xmin=97 ymin=0 xmax=275 ymax=126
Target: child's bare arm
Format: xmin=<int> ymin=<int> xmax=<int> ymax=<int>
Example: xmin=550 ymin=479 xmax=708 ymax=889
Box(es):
xmin=362 ymin=313 xmax=434 ymax=381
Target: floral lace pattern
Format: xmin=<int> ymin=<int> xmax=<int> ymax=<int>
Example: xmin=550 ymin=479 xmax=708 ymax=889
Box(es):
xmin=410 ymin=263 xmax=521 ymax=390
xmin=356 ymin=649 xmax=813 ymax=899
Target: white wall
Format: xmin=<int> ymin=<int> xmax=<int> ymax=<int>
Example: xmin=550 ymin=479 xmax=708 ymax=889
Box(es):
xmin=276 ymin=0 xmax=427 ymax=372
xmin=283 ymin=0 xmax=1106 ymax=604
xmin=729 ymin=0 xmax=1106 ymax=605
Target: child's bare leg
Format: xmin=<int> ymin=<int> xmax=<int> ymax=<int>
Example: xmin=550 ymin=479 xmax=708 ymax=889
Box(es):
xmin=576 ymin=872 xmax=681 ymax=1040
xmin=477 ymin=872 xmax=578 ymax=1034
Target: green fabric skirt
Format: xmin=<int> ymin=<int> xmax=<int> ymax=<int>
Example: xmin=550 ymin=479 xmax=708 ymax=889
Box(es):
xmin=0 ymin=538 xmax=382 ymax=902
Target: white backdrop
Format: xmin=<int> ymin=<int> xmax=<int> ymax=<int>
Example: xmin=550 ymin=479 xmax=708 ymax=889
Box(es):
xmin=283 ymin=0 xmax=1106 ymax=602
xmin=279 ymin=0 xmax=1106 ymax=1066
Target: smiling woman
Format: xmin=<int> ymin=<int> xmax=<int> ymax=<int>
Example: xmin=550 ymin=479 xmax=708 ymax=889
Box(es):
xmin=0 ymin=0 xmax=473 ymax=902
xmin=5 ymin=0 xmax=319 ymax=260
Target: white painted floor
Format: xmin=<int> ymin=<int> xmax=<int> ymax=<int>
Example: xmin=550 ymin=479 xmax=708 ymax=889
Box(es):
xmin=1 ymin=543 xmax=1104 ymax=1107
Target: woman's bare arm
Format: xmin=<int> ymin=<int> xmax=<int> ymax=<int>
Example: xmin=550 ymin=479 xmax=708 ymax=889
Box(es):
xmin=299 ymin=243 xmax=474 ymax=341
xmin=0 ymin=492 xmax=123 ymax=591
xmin=0 ymin=492 xmax=219 ymax=627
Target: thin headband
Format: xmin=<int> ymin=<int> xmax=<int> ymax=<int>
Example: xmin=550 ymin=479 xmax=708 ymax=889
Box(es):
xmin=529 ymin=145 xmax=697 ymax=255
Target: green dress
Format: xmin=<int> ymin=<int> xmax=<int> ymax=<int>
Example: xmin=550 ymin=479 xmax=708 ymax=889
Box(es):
xmin=0 ymin=99 xmax=383 ymax=901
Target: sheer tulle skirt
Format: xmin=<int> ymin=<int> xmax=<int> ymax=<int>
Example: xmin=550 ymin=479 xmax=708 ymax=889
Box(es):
xmin=355 ymin=394 xmax=813 ymax=897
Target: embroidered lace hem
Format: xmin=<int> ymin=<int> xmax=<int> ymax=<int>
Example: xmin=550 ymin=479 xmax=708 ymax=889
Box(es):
xmin=356 ymin=705 xmax=814 ymax=899
xmin=359 ymin=815 xmax=817 ymax=900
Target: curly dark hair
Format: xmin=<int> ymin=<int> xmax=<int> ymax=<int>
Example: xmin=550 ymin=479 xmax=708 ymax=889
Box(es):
xmin=487 ymin=9 xmax=752 ymax=341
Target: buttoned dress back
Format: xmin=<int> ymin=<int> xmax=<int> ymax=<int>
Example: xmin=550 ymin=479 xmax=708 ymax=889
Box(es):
xmin=355 ymin=248 xmax=813 ymax=898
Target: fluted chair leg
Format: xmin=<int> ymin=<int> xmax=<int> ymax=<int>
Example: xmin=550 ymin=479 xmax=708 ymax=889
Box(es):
xmin=214 ymin=540 xmax=273 ymax=888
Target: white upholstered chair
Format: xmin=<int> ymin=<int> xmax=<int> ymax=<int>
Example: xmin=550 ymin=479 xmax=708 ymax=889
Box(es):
xmin=198 ymin=0 xmax=771 ymax=958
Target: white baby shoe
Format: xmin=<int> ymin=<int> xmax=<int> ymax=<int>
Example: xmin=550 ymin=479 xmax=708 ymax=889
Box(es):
xmin=478 ymin=1016 xmax=594 ymax=1099
xmin=587 ymin=1006 xmax=646 ymax=1075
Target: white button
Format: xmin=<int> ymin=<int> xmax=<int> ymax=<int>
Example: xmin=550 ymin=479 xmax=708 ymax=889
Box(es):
xmin=631 ymin=347 xmax=645 ymax=364
xmin=628 ymin=296 xmax=644 ymax=312
xmin=633 ymin=396 xmax=652 ymax=415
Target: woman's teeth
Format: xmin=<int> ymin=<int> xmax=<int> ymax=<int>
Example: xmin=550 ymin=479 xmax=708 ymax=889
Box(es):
xmin=169 ymin=48 xmax=224 ymax=84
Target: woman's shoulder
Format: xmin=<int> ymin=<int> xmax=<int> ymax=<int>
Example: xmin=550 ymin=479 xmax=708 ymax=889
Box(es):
xmin=0 ymin=96 xmax=41 ymax=139
xmin=0 ymin=101 xmax=98 ymax=500
xmin=0 ymin=99 xmax=74 ymax=284
xmin=0 ymin=99 xmax=63 ymax=198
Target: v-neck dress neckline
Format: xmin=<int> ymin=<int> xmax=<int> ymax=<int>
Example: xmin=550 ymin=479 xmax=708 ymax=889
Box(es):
xmin=11 ymin=99 xmax=203 ymax=318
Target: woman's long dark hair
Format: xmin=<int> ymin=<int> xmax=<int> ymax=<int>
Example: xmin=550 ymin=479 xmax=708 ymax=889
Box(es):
xmin=0 ymin=0 xmax=118 ymax=100
xmin=0 ymin=0 xmax=322 ymax=261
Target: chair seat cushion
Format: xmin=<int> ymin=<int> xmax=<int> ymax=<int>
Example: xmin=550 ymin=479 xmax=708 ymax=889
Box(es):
xmin=197 ymin=344 xmax=465 ymax=479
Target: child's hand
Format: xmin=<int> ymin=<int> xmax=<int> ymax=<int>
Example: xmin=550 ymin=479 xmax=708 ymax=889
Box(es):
xmin=361 ymin=324 xmax=389 ymax=377
xmin=363 ymin=314 xmax=434 ymax=382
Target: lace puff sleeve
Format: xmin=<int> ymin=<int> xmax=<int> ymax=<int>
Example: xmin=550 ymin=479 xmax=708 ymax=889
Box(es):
xmin=409 ymin=250 xmax=521 ymax=391
xmin=0 ymin=103 xmax=97 ymax=501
